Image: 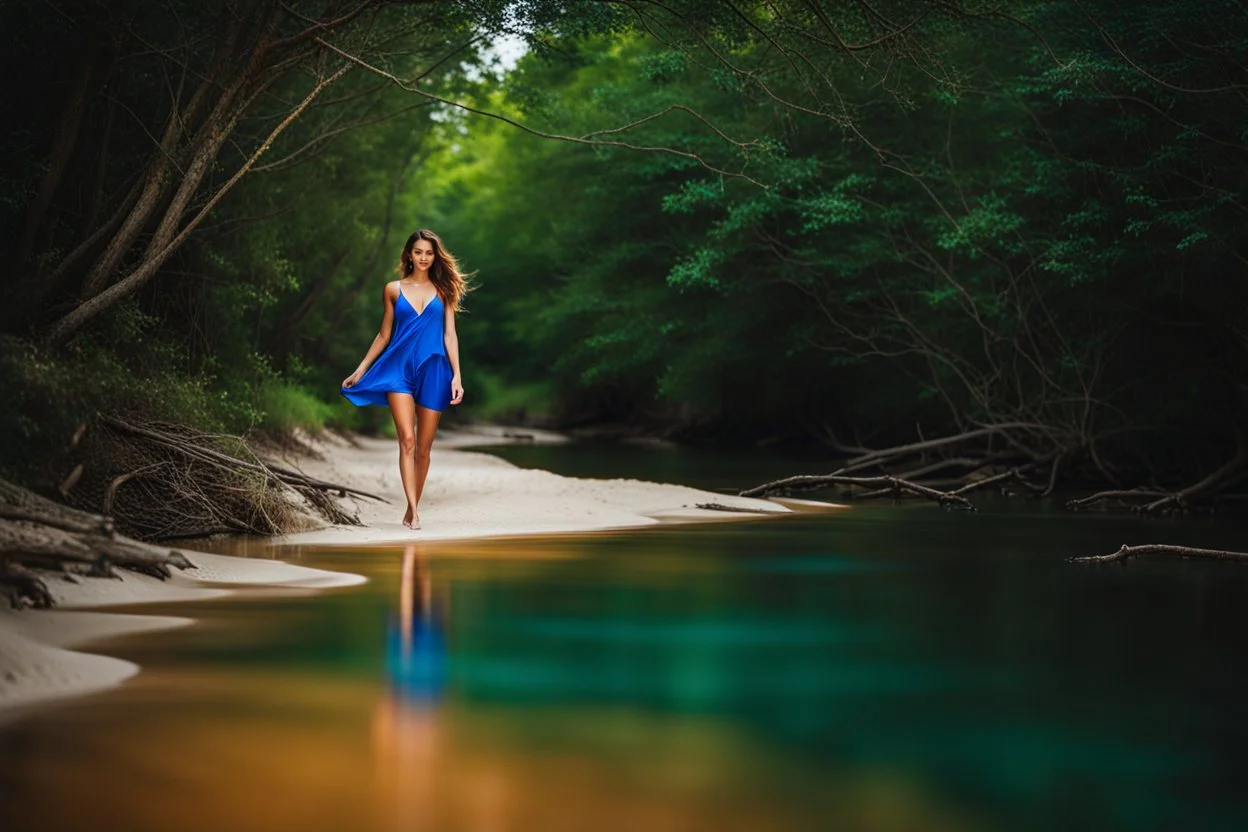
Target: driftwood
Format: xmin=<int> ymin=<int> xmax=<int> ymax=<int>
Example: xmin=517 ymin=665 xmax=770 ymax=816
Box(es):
xmin=739 ymin=449 xmax=1048 ymax=510
xmin=1066 ymin=442 xmax=1248 ymax=515
xmin=1069 ymin=544 xmax=1248 ymax=565
xmin=739 ymin=424 xmax=1064 ymax=509
xmin=744 ymin=422 xmax=1248 ymax=517
xmin=0 ymin=413 xmax=380 ymax=606
xmin=0 ymin=476 xmax=199 ymax=608
xmin=742 ymin=473 xmax=978 ymax=510
xmin=0 ymin=562 xmax=54 ymax=610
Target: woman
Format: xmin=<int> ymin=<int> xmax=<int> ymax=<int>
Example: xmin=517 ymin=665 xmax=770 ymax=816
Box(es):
xmin=341 ymin=229 xmax=467 ymax=530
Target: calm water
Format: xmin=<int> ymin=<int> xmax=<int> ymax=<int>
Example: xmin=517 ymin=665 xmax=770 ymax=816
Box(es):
xmin=2 ymin=445 xmax=1248 ymax=831
xmin=470 ymin=439 xmax=837 ymax=494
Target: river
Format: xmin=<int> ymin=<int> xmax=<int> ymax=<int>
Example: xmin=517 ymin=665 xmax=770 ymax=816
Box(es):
xmin=1 ymin=441 xmax=1246 ymax=831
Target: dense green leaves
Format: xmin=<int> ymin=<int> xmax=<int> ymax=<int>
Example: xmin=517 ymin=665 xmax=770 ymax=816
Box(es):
xmin=415 ymin=0 xmax=1248 ymax=469
xmin=2 ymin=0 xmax=1246 ymax=483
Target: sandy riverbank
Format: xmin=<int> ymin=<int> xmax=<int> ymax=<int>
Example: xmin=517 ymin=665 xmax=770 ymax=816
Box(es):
xmin=0 ymin=425 xmax=796 ymax=719
xmin=0 ymin=550 xmax=365 ymax=720
xmin=274 ymin=425 xmax=789 ymax=546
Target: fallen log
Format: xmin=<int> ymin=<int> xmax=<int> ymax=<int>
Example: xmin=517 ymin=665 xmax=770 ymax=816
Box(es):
xmin=0 ymin=476 xmax=200 ymax=608
xmin=0 ymin=478 xmax=115 ymax=535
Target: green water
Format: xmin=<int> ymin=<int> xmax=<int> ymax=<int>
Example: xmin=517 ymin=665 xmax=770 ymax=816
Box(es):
xmin=2 ymin=445 xmax=1247 ymax=831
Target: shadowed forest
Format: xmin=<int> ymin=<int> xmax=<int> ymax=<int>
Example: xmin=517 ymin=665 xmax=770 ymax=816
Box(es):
xmin=2 ymin=0 xmax=1247 ymax=535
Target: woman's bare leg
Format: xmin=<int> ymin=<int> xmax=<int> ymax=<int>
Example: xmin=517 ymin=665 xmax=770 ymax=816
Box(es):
xmin=387 ymin=393 xmax=420 ymax=528
xmin=411 ymin=405 xmax=443 ymax=529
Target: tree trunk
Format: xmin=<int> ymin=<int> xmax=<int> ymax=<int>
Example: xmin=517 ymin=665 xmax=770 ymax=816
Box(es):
xmin=16 ymin=41 xmax=105 ymax=265
xmin=44 ymin=62 xmax=351 ymax=346
xmin=74 ymin=7 xmax=255 ymax=301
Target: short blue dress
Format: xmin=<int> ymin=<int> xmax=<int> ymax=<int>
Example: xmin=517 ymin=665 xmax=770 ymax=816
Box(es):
xmin=341 ymin=288 xmax=453 ymax=411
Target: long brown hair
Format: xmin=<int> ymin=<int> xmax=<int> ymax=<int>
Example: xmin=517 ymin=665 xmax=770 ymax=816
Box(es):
xmin=396 ymin=229 xmax=471 ymax=312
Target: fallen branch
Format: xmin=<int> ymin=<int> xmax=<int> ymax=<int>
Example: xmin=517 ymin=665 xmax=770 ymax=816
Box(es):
xmin=1140 ymin=445 xmax=1248 ymax=514
xmin=1064 ymin=487 xmax=1169 ymax=510
xmin=694 ymin=502 xmax=765 ymax=513
xmin=1069 ymin=544 xmax=1248 ymax=565
xmin=65 ymin=414 xmax=382 ymax=538
xmin=835 ymin=423 xmax=1053 ymax=474
xmin=1066 ymin=440 xmax=1248 ymax=515
xmin=740 ymin=473 xmax=976 ymax=510
xmin=100 ymin=414 xmax=384 ymax=502
xmin=949 ymin=462 xmax=1051 ymax=498
xmin=739 ymin=473 xmax=850 ymax=498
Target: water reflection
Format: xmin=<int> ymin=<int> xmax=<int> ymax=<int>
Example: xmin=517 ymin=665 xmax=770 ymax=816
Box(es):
xmin=358 ymin=540 xmax=989 ymax=832
xmin=372 ymin=544 xmax=448 ymax=830
xmin=4 ymin=508 xmax=1248 ymax=830
xmin=390 ymin=544 xmax=448 ymax=705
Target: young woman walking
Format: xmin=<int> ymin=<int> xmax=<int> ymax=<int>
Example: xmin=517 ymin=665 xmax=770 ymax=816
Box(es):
xmin=341 ymin=229 xmax=467 ymax=530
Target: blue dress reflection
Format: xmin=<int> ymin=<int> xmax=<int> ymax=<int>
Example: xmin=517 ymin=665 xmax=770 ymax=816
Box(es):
xmin=386 ymin=545 xmax=447 ymax=705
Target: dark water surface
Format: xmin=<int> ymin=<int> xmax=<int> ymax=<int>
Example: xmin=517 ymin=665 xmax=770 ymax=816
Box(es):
xmin=2 ymin=445 xmax=1248 ymax=831
xmin=469 ymin=439 xmax=836 ymax=494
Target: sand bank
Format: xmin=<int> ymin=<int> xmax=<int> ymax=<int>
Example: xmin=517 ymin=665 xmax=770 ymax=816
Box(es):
xmin=275 ymin=426 xmax=790 ymax=546
xmin=1 ymin=425 xmax=802 ymax=717
xmin=0 ymin=545 xmax=364 ymax=718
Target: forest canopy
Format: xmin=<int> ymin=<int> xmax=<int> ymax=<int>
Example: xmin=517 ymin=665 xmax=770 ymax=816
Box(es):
xmin=2 ymin=0 xmax=1246 ymax=506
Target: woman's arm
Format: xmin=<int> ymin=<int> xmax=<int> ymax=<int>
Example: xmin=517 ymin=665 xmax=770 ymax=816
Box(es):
xmin=443 ymin=301 xmax=464 ymax=405
xmin=342 ymin=283 xmax=397 ymax=387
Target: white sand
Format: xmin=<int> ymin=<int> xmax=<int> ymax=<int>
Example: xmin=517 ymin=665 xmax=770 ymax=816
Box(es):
xmin=0 ymin=533 xmax=365 ymax=718
xmin=275 ymin=427 xmax=791 ymax=546
xmin=0 ymin=424 xmax=809 ymax=717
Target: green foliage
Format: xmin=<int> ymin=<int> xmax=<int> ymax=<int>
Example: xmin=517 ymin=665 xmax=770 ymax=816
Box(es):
xmin=256 ymin=381 xmax=337 ymax=432
xmin=407 ymin=0 xmax=1248 ymax=460
xmin=3 ymin=0 xmax=1246 ymax=474
xmin=471 ymin=370 xmax=557 ymax=423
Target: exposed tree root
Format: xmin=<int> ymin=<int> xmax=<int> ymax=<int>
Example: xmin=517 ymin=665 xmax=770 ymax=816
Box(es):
xmin=100 ymin=414 xmax=382 ymax=500
xmin=1069 ymin=544 xmax=1248 ymax=565
xmin=56 ymin=414 xmax=382 ymax=539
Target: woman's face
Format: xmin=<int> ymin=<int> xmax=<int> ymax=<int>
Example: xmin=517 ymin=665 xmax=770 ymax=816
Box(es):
xmin=410 ymin=240 xmax=435 ymax=273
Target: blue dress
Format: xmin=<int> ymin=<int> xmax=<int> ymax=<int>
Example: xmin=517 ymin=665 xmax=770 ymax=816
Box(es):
xmin=341 ymin=288 xmax=454 ymax=411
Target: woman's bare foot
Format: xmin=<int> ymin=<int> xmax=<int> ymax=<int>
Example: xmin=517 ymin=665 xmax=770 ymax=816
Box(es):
xmin=402 ymin=506 xmax=421 ymax=530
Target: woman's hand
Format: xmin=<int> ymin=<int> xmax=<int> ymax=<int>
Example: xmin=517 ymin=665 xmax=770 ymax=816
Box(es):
xmin=451 ymin=375 xmax=465 ymax=405
xmin=342 ymin=371 xmax=362 ymax=389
